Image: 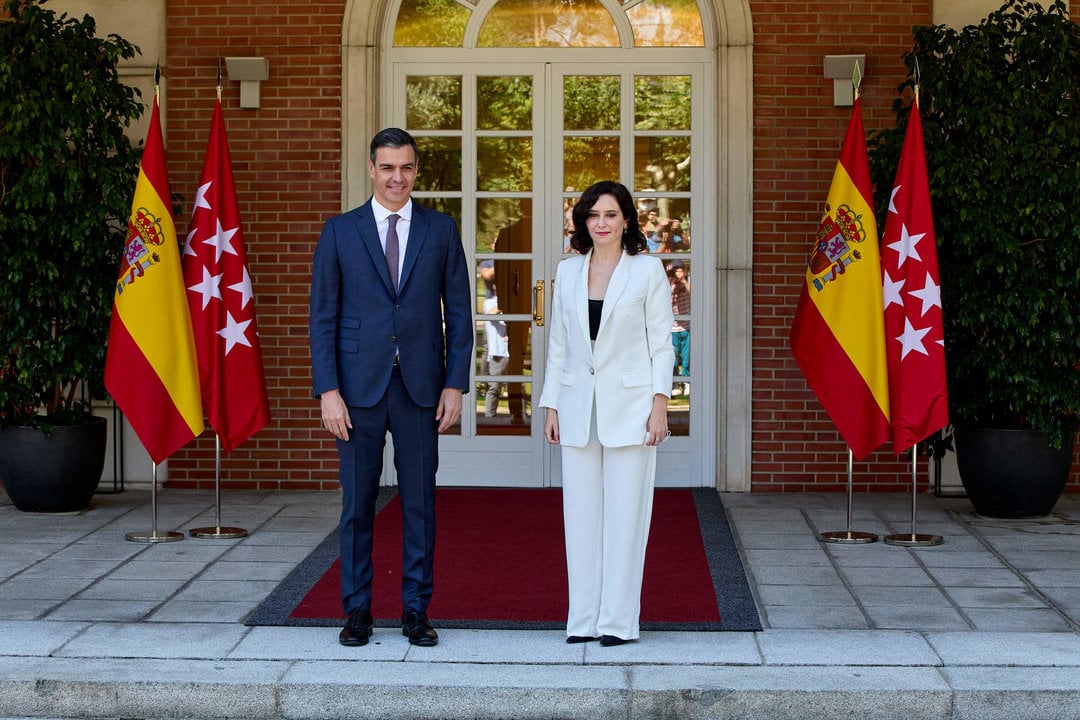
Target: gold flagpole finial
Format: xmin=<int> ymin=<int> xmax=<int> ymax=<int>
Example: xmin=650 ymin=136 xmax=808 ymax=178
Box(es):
xmin=217 ymin=59 xmax=223 ymax=102
xmin=913 ymin=57 xmax=921 ymax=108
xmin=852 ymin=62 xmax=863 ymax=100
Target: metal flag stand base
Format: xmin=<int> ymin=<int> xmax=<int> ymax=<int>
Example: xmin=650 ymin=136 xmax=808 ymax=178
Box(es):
xmin=125 ymin=462 xmax=185 ymax=543
xmin=190 ymin=434 xmax=248 ymax=539
xmin=885 ymin=444 xmax=943 ymax=547
xmin=819 ymin=448 xmax=878 ymax=544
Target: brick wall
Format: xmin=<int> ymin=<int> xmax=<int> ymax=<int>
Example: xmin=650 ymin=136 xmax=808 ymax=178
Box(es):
xmin=161 ymin=0 xmax=1080 ymax=492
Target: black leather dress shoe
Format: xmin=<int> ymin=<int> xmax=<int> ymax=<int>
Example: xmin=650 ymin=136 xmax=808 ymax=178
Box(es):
xmin=402 ymin=609 xmax=439 ymax=647
xmin=339 ymin=608 xmax=373 ymax=647
xmin=599 ymin=635 xmax=628 ymax=646
xmin=566 ymin=635 xmax=600 ymax=644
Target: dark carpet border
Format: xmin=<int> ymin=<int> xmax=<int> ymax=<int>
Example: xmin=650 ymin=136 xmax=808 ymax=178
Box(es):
xmin=245 ymin=487 xmax=762 ymax=631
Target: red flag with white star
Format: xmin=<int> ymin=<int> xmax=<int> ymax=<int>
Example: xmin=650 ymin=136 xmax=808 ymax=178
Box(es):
xmin=881 ymin=96 xmax=948 ymax=453
xmin=182 ymin=97 xmax=270 ymax=452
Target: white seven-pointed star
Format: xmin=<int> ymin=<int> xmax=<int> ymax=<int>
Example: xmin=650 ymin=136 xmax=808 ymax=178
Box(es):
xmin=192 ymin=181 xmax=212 ymax=214
xmin=888 ymin=184 xmax=902 ymax=214
xmin=882 ymin=269 xmax=905 ymax=310
xmin=887 ymin=223 xmax=926 ymax=268
xmin=203 ymin=219 xmax=239 ymax=262
xmin=909 ymin=271 xmax=942 ymax=317
xmin=228 ymin=266 xmax=255 ymax=309
xmin=217 ymin=311 xmax=253 ymax=355
xmin=183 ymin=227 xmax=198 ymax=257
xmin=896 ymin=317 xmax=932 ymax=360
xmin=187 ymin=266 xmax=223 ymax=310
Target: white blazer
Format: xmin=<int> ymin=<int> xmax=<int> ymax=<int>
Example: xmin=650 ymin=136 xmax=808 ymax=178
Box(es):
xmin=538 ymin=250 xmax=676 ymax=448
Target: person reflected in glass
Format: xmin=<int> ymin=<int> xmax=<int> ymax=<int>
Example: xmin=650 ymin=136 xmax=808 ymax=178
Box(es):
xmin=668 ymin=260 xmax=690 ymax=396
xmin=482 ymin=295 xmax=509 ymax=417
xmin=539 ymin=180 xmax=675 ymax=647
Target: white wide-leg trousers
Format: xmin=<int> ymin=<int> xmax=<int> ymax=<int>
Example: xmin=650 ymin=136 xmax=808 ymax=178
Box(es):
xmin=561 ymin=421 xmax=656 ymax=641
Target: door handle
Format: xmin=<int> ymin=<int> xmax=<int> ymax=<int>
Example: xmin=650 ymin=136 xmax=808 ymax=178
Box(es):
xmin=533 ymin=279 xmax=545 ymax=326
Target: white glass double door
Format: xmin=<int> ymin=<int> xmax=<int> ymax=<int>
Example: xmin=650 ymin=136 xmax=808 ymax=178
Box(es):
xmin=385 ymin=59 xmax=709 ymax=487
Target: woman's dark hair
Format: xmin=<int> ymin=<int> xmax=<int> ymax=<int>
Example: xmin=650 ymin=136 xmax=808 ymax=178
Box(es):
xmin=569 ymin=181 xmax=647 ymax=255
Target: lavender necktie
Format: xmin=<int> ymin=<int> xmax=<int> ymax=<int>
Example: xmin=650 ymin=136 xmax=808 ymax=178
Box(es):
xmin=385 ymin=213 xmax=400 ymax=292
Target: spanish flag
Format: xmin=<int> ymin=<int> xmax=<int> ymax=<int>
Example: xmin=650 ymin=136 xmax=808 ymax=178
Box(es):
xmin=105 ymin=93 xmax=204 ymax=464
xmin=790 ymin=97 xmax=890 ymax=460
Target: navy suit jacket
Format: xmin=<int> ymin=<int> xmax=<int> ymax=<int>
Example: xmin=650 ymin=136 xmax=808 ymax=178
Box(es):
xmin=310 ymin=199 xmax=472 ymax=408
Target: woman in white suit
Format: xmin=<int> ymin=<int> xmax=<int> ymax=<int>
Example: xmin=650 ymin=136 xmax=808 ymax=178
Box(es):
xmin=539 ymin=181 xmax=675 ymax=646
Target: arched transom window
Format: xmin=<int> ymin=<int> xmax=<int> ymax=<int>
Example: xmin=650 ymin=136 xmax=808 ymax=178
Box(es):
xmin=394 ymin=0 xmax=705 ymax=48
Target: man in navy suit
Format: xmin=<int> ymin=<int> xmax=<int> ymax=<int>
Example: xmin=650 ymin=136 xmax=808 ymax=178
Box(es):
xmin=310 ymin=128 xmax=472 ymax=647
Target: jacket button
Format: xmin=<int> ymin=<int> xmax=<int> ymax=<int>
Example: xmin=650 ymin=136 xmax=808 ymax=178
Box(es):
xmin=588 ymin=367 xmax=594 ymax=375
xmin=391 ymin=335 xmax=397 ymax=342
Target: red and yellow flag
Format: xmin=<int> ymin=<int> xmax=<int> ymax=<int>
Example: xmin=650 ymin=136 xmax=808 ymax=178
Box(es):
xmin=182 ymin=97 xmax=271 ymax=453
xmin=105 ymin=94 xmax=204 ymax=464
xmin=790 ymin=97 xmax=890 ymax=460
xmin=881 ymin=95 xmax=948 ymax=453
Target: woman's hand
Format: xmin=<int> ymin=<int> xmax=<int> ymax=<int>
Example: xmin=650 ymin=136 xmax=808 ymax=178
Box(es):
xmin=544 ymin=408 xmax=560 ymax=445
xmin=644 ymin=393 xmax=669 ymax=446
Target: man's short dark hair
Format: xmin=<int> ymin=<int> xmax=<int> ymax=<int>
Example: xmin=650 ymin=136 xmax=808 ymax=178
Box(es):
xmin=369 ymin=127 xmax=418 ymax=164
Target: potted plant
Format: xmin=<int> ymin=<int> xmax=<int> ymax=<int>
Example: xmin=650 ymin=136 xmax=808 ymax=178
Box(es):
xmin=0 ymin=0 xmax=142 ymax=511
xmin=869 ymin=0 xmax=1080 ymax=517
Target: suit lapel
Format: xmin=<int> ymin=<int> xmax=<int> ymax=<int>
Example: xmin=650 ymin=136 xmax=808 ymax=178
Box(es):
xmin=354 ymin=202 xmax=396 ymax=296
xmin=575 ymin=253 xmax=592 ymax=350
xmin=597 ymin=251 xmax=630 ymax=339
xmin=398 ymin=204 xmax=428 ymax=294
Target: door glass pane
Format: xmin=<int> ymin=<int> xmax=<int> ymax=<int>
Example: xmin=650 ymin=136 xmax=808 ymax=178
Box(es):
xmin=478 ymin=0 xmax=619 ymax=48
xmin=478 ymin=77 xmax=533 ymax=131
xmin=636 ymin=198 xmax=691 ymax=254
xmin=414 ymin=136 xmax=462 ymax=191
xmin=563 ymin=136 xmax=619 ymax=189
xmin=395 ymin=0 xmax=470 ymax=47
xmin=477 ymin=199 xmax=532 ymax=253
xmin=564 ymin=76 xmax=620 ymax=130
xmin=634 ymin=136 xmax=691 ymax=192
xmin=478 ymin=137 xmax=533 ymax=191
xmin=666 ymin=258 xmax=691 ymax=436
xmin=475 ymin=318 xmax=533 ymax=435
xmin=627 ymin=0 xmax=705 ymax=47
xmin=406 ymin=76 xmax=462 ymax=130
xmin=418 ymin=197 xmax=462 ymax=232
xmin=634 ymin=75 xmax=691 ymax=130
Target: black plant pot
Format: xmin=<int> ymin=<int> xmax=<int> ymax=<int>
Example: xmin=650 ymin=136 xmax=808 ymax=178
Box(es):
xmin=0 ymin=416 xmax=107 ymax=513
xmin=954 ymin=426 xmax=1074 ymax=518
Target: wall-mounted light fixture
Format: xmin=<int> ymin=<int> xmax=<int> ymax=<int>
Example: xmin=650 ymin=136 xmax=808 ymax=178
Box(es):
xmin=224 ymin=57 xmax=269 ymax=109
xmin=823 ymin=54 xmax=866 ymax=107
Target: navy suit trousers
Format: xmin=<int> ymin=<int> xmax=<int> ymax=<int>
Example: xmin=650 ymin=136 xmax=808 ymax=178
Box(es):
xmin=337 ymin=365 xmax=439 ymax=614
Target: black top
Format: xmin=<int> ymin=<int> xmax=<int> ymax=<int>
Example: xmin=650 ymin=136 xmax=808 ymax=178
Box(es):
xmin=588 ymin=299 xmax=603 ymax=341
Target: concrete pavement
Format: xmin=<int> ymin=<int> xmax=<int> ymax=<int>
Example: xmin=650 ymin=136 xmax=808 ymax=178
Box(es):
xmin=1 ymin=487 xmax=1078 ymax=719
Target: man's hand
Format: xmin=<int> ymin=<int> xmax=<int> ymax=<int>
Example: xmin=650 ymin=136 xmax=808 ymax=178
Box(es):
xmin=320 ymin=389 xmax=352 ymax=440
xmin=435 ymin=388 xmax=463 ymax=433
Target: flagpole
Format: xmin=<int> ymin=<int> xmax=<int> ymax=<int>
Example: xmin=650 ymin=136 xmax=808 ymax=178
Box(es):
xmin=190 ymin=433 xmax=248 ymax=539
xmin=125 ymin=462 xmax=184 ymax=543
xmin=189 ymin=66 xmax=248 ymax=541
xmin=819 ymin=448 xmax=878 ymax=544
xmin=885 ymin=444 xmax=943 ymax=547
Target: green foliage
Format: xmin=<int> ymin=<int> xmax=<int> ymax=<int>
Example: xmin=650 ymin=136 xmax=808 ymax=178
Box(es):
xmin=869 ymin=0 xmax=1080 ymax=450
xmin=0 ymin=0 xmax=142 ymax=425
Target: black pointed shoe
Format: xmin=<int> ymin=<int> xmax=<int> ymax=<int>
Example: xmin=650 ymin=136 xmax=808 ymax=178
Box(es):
xmin=566 ymin=636 xmax=600 ymax=644
xmin=402 ymin=609 xmax=439 ymax=647
xmin=339 ymin=608 xmax=374 ymax=647
xmin=599 ymin=635 xmax=628 ymax=647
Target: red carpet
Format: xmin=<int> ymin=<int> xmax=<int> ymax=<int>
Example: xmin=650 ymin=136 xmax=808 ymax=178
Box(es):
xmin=290 ymin=488 xmax=721 ymax=625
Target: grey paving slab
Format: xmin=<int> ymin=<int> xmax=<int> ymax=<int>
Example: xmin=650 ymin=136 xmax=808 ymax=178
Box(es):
xmin=729 ymin=533 xmax=824 ymax=550
xmin=0 ymin=621 xmax=87 ymax=656
xmin=49 ymin=542 xmax=143 ymax=562
xmin=0 ymin=599 xmax=53 ymax=620
xmin=54 ymin=621 xmax=250 ymax=659
xmin=223 ymin=544 xmax=321 ymax=563
xmin=0 ymin=577 xmax=95 ymax=601
xmin=147 ymin=599 xmax=260 ymax=623
xmin=947 ymin=587 xmax=1051 ymax=609
xmin=964 ymin=608 xmax=1075 ymax=632
xmin=198 ymin=560 xmax=298 ymax=581
xmin=760 ymin=605 xmax=870 ymax=630
xmin=850 ymin=585 xmax=951 ymax=607
xmin=280 ymin=660 xmax=630 ymax=720
xmin=15 ymin=559 xmax=127 ymax=579
xmin=41 ymin=599 xmax=160 ymax=622
xmin=742 ymin=548 xmax=832 ymax=567
xmin=927 ymin=567 xmax=1028 ymax=588
xmin=754 ymin=584 xmax=854 ymax=607
xmin=928 ymin=631 xmax=1080 ymax=666
xmin=0 ymin=656 xmax=284 ymax=720
xmin=579 ymin=630 xmax=761 ymax=666
xmin=105 ymin=559 xmax=207 ymax=580
xmin=401 ymin=629 xmax=589 ymax=665
xmin=1021 ymin=569 xmax=1080 ymax=587
xmin=230 ymin=626 xmax=410 ymax=661
xmin=841 ymin=566 xmax=937 ymax=587
xmin=76 ymin=578 xmax=188 ymax=601
xmin=756 ymin=629 xmax=941 ymax=666
xmin=745 ymin=564 xmax=844 ymax=585
xmin=236 ymin=531 xmax=330 ymax=546
xmin=169 ymin=579 xmax=280 ymax=602
xmin=864 ymin=605 xmax=972 ymax=631
xmin=826 ymin=546 xmax=923 ymax=567
xmin=917 ymin=552 xmax=1010 ymax=569
xmin=946 ymin=666 xmax=1080 ymax=720
xmin=629 ymin=665 xmax=952 ymax=720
